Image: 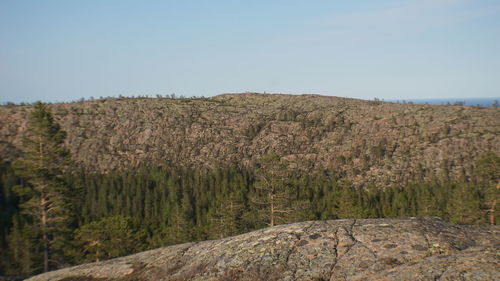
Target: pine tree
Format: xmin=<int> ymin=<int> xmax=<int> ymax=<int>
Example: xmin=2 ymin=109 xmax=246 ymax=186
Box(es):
xmin=165 ymin=205 xmax=191 ymax=244
xmin=446 ymin=183 xmax=483 ymax=224
xmin=12 ymin=101 xmax=71 ymax=272
xmin=5 ymin=215 xmax=33 ymax=275
xmin=336 ymin=185 xmax=365 ymax=218
xmin=208 ymin=191 xmax=244 ymax=239
xmin=75 ymin=216 xmax=141 ymax=262
xmin=250 ymin=154 xmax=301 ymax=227
xmin=474 ymin=153 xmax=500 ymax=225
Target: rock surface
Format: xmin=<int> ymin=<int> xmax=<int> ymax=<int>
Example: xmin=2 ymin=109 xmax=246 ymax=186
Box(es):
xmin=1 ymin=94 xmax=499 ymax=188
xmin=27 ymin=217 xmax=499 ymax=281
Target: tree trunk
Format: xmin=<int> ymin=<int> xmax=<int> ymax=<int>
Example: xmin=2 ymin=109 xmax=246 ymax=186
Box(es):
xmin=492 ymin=183 xmax=500 ymax=225
xmin=41 ymin=195 xmax=49 ymax=272
xmin=270 ymin=194 xmax=275 ymax=227
xmin=489 ymin=200 xmax=496 ymax=225
xmin=39 ymin=136 xmax=49 ymax=272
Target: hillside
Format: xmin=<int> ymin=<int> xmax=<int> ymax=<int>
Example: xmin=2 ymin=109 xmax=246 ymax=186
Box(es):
xmin=1 ymin=93 xmax=499 ymax=187
xmin=26 ymin=217 xmax=499 ymax=281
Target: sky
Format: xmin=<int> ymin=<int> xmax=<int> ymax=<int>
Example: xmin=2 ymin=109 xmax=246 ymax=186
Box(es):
xmin=1 ymin=0 xmax=499 ymax=103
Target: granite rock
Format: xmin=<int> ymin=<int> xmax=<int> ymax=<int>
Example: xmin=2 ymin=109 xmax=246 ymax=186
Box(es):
xmin=27 ymin=217 xmax=499 ymax=281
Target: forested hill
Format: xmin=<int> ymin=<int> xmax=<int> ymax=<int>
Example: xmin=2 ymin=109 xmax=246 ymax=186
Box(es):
xmin=1 ymin=93 xmax=499 ymax=187
xmin=1 ymin=94 xmax=499 ymax=277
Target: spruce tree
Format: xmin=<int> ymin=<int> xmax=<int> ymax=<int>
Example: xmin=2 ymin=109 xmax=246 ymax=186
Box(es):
xmin=12 ymin=101 xmax=71 ymax=272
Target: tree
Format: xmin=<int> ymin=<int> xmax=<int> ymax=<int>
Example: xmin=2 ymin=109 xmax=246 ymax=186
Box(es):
xmin=336 ymin=185 xmax=366 ymax=218
xmin=12 ymin=101 xmax=71 ymax=272
xmin=167 ymin=204 xmax=192 ymax=244
xmin=250 ymin=154 xmax=304 ymax=227
xmin=446 ymin=183 xmax=483 ymax=224
xmin=208 ymin=191 xmax=244 ymax=239
xmin=4 ymin=215 xmax=33 ymax=275
xmin=474 ymin=153 xmax=500 ymax=225
xmin=75 ymin=216 xmax=141 ymax=262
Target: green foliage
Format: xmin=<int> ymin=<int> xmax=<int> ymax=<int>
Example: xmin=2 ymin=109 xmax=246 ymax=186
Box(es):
xmin=336 ymin=186 xmax=366 ymax=218
xmin=474 ymin=152 xmax=500 ymax=184
xmin=0 ymin=153 xmax=498 ymax=276
xmin=75 ymin=216 xmax=142 ymax=262
xmin=13 ymin=101 xmax=69 ymax=180
xmin=207 ymin=191 xmax=245 ymax=239
xmin=10 ymin=101 xmax=72 ymax=273
xmin=250 ymin=154 xmax=310 ymax=227
xmin=4 ymin=215 xmax=33 ymax=275
xmin=446 ymin=183 xmax=483 ymax=224
xmin=473 ymin=152 xmax=500 ymax=225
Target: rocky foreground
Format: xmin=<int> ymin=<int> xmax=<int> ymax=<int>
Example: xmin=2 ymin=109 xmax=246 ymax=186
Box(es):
xmin=28 ymin=217 xmax=498 ymax=281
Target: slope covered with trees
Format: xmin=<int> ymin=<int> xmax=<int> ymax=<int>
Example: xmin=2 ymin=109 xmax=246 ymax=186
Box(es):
xmin=1 ymin=93 xmax=498 ymax=187
xmin=0 ymin=94 xmax=499 ymax=277
xmin=1 ymin=149 xmax=498 ymax=275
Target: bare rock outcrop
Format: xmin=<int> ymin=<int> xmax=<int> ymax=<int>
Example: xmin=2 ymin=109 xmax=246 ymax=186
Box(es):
xmin=27 ymin=217 xmax=499 ymax=281
xmin=1 ymin=94 xmax=499 ymax=188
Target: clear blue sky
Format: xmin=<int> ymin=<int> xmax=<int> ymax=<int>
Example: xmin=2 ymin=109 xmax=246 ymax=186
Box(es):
xmin=1 ymin=0 xmax=499 ymax=103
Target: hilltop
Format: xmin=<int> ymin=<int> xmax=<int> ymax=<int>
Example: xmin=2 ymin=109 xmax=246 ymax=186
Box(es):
xmin=1 ymin=93 xmax=498 ymax=187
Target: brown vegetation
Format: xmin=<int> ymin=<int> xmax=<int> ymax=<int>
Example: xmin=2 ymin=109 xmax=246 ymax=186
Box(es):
xmin=1 ymin=93 xmax=499 ymax=188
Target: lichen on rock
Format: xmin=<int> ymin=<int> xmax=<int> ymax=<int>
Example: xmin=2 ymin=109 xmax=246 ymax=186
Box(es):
xmin=27 ymin=217 xmax=499 ymax=281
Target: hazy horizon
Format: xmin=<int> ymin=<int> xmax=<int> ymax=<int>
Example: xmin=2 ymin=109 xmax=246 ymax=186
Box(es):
xmin=2 ymin=92 xmax=498 ymax=107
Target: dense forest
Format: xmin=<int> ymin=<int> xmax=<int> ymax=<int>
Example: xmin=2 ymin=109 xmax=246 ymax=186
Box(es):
xmin=0 ymin=99 xmax=499 ymax=277
xmin=1 ymin=157 xmax=498 ymax=276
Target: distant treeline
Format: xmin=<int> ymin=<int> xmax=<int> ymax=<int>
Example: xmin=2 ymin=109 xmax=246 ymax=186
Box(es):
xmin=0 ymin=154 xmax=498 ymax=276
xmin=0 ymin=93 xmax=208 ymax=107
xmin=389 ymin=98 xmax=500 ymax=107
xmin=2 ymin=94 xmax=500 ymax=107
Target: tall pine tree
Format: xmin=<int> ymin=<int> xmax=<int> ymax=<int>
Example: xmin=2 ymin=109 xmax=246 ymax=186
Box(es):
xmin=250 ymin=154 xmax=303 ymax=227
xmin=12 ymin=101 xmax=71 ymax=273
